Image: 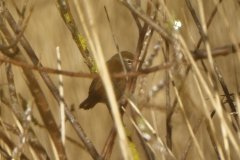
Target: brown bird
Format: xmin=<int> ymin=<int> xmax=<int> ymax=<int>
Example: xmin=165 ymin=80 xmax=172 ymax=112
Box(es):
xmin=79 ymin=51 xmax=134 ymax=110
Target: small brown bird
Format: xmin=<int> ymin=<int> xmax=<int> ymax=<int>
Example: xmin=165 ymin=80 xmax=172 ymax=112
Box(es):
xmin=79 ymin=51 xmax=134 ymax=110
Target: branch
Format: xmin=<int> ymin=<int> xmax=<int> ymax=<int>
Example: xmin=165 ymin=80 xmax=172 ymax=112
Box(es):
xmin=55 ymin=0 xmax=96 ymax=73
xmin=4 ymin=7 xmax=100 ymax=159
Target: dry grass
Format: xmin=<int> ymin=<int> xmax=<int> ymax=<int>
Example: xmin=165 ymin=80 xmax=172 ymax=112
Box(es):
xmin=0 ymin=0 xmax=239 ymax=160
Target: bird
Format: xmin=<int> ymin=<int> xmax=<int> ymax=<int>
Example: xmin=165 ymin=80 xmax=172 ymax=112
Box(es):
xmin=79 ymin=51 xmax=134 ymax=110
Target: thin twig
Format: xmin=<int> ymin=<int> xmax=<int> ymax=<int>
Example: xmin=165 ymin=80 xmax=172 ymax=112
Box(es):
xmin=181 ymin=118 xmax=204 ymax=160
xmin=0 ymin=130 xmax=29 ymax=160
xmin=4 ymin=8 xmax=100 ymax=160
xmin=214 ymin=63 xmax=240 ymax=129
xmin=1 ymin=17 xmax=68 ymax=160
xmin=55 ymin=0 xmax=96 ymax=73
xmin=100 ymin=126 xmax=117 ymax=160
xmin=165 ymin=42 xmax=172 ymax=150
xmin=56 ymin=46 xmax=66 ymax=145
xmin=196 ymin=0 xmax=223 ymax=48
xmin=0 ymin=42 xmax=238 ymax=78
xmin=121 ymin=1 xmax=173 ymax=43
xmin=185 ymin=0 xmax=206 ymax=41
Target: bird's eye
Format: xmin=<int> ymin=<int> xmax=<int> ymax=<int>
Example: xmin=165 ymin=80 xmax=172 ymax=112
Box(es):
xmin=126 ymin=59 xmax=132 ymax=64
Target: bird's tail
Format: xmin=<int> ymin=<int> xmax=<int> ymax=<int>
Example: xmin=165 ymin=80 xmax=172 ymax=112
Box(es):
xmin=79 ymin=97 xmax=98 ymax=110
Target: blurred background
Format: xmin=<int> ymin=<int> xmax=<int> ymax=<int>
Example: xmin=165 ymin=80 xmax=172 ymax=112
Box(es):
xmin=0 ymin=0 xmax=240 ymax=160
